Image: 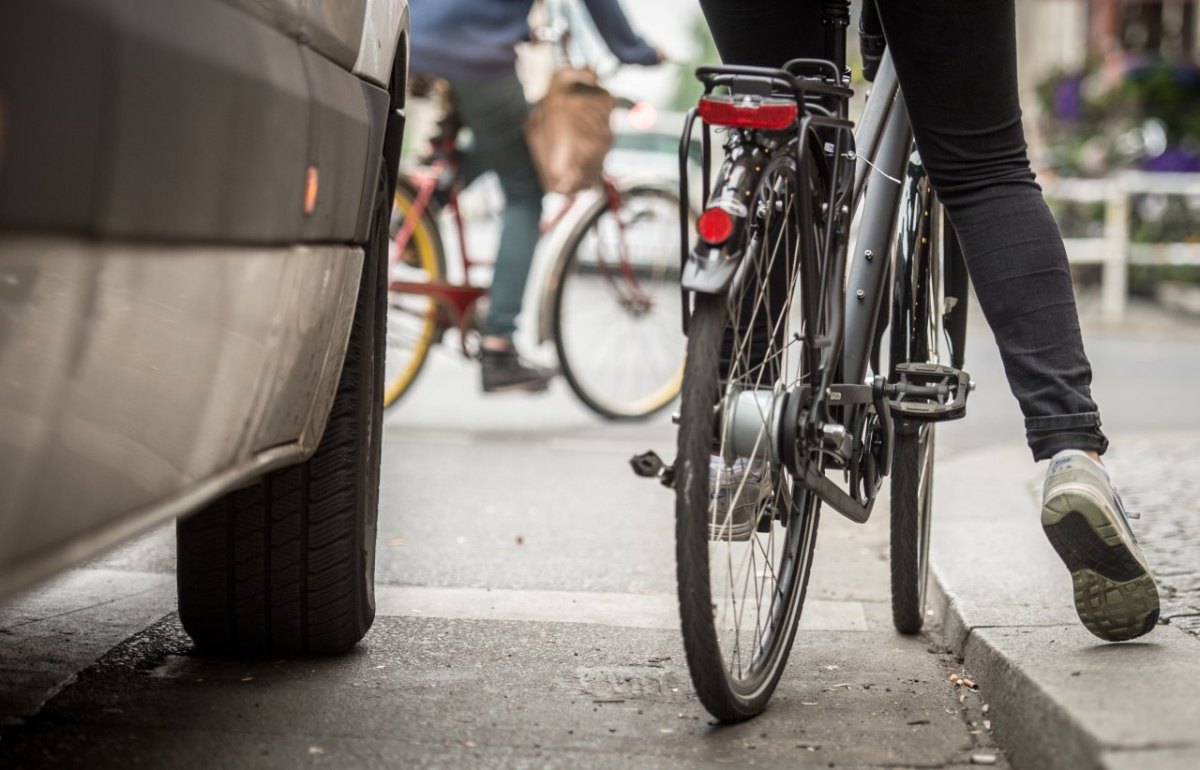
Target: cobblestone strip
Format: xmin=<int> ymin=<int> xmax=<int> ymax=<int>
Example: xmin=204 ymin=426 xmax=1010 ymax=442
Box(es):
xmin=1107 ymin=438 xmax=1200 ymax=638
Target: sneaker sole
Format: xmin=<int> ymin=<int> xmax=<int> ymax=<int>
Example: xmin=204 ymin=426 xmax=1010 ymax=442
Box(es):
xmin=707 ymin=523 xmax=756 ymax=541
xmin=707 ymin=501 xmax=758 ymax=541
xmin=482 ymin=380 xmax=552 ymax=394
xmin=1042 ymin=487 xmax=1159 ymax=642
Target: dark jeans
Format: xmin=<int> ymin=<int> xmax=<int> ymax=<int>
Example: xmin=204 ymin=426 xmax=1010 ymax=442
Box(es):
xmin=448 ymin=73 xmax=544 ymax=340
xmin=698 ymin=0 xmax=1108 ymax=460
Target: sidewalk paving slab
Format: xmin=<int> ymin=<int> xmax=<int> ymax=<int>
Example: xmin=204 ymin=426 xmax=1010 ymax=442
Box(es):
xmin=929 ymin=438 xmax=1200 ymax=770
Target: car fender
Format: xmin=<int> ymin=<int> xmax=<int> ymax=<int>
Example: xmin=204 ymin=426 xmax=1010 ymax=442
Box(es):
xmin=354 ymin=0 xmax=409 ymax=89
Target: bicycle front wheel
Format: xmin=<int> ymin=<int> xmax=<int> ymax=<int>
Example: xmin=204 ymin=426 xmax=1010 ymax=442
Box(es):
xmin=889 ymin=190 xmax=944 ymax=634
xmin=675 ymin=156 xmax=821 ymax=723
xmin=552 ymin=186 xmax=687 ymax=421
xmin=384 ymin=178 xmax=446 ymax=409
xmin=891 ymin=422 xmax=935 ymax=633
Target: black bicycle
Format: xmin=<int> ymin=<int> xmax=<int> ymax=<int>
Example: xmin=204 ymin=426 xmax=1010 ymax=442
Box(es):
xmin=632 ymin=2 xmax=973 ymax=722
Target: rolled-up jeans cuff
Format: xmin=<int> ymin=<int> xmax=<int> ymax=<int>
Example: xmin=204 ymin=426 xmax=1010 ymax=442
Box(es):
xmin=1025 ymin=412 xmax=1108 ymax=461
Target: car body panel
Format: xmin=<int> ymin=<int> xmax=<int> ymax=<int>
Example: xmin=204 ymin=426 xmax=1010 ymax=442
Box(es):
xmin=218 ymin=0 xmax=367 ymax=72
xmin=0 ymin=0 xmax=383 ymax=244
xmin=300 ymin=46 xmax=375 ymax=241
xmin=353 ymin=0 xmax=408 ymax=88
xmin=215 ymin=0 xmax=406 ymax=90
xmin=0 ymin=0 xmax=408 ymax=598
xmin=0 ymin=239 xmax=362 ymax=596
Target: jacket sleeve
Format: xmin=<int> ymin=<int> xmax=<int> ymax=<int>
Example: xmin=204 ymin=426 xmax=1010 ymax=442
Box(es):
xmin=579 ymin=0 xmax=658 ymax=65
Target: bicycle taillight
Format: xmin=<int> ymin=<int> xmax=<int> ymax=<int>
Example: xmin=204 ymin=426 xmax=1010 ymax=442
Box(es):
xmin=697 ymin=94 xmax=798 ymax=130
xmin=697 ymin=208 xmax=734 ymax=245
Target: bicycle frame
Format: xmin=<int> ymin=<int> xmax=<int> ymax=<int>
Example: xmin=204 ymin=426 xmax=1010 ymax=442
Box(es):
xmin=843 ymin=55 xmax=969 ymax=400
xmin=392 ymin=169 xmax=487 ymax=331
xmin=676 ymin=50 xmax=970 ymax=525
xmin=389 ymin=164 xmax=589 ymax=339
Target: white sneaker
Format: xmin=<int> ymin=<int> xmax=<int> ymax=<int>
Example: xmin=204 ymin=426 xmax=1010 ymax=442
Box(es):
xmin=1041 ymin=450 xmax=1159 ymax=641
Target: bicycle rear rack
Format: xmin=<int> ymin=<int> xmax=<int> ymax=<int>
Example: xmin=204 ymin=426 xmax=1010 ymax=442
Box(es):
xmin=677 ymin=61 xmax=857 ymax=335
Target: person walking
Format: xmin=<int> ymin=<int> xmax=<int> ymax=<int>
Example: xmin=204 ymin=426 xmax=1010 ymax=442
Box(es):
xmin=699 ymin=0 xmax=1160 ymax=641
xmin=409 ymin=0 xmax=661 ymax=393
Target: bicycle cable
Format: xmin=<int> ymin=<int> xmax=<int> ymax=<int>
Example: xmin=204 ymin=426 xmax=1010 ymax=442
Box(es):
xmin=852 ymin=150 xmax=902 ymax=186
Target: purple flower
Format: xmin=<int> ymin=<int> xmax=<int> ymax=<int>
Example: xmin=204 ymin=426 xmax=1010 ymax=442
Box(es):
xmin=1053 ymin=75 xmax=1084 ymax=122
xmin=1141 ymin=147 xmax=1200 ymax=173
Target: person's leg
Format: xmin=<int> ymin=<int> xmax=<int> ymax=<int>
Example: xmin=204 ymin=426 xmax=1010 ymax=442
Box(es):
xmin=448 ymin=73 xmax=544 ymax=343
xmin=872 ymin=0 xmax=1105 ymax=461
xmin=698 ymin=0 xmax=823 ymax=69
xmin=873 ymin=0 xmax=1156 ymax=640
xmin=449 ymin=73 xmax=554 ymax=393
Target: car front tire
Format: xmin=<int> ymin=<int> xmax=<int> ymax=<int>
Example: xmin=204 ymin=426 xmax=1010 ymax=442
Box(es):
xmin=175 ymin=165 xmax=388 ymax=656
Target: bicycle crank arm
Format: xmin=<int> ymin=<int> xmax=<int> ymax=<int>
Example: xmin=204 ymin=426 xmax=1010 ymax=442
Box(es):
xmin=796 ymin=461 xmax=874 ymax=524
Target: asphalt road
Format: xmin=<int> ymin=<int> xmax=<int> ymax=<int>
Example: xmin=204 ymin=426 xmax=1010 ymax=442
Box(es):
xmin=2 ymin=297 xmax=1197 ymax=769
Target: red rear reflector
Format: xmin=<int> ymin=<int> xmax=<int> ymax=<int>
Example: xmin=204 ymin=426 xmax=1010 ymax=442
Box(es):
xmin=697 ymin=207 xmax=734 ymax=244
xmin=698 ymin=95 xmax=798 ymax=130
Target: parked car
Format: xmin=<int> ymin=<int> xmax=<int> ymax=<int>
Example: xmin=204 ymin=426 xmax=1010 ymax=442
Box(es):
xmin=0 ymin=0 xmax=410 ymax=656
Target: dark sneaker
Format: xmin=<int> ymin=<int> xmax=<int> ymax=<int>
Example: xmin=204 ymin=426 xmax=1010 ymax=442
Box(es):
xmin=480 ymin=347 xmax=555 ymax=393
xmin=1041 ymin=450 xmax=1160 ymax=642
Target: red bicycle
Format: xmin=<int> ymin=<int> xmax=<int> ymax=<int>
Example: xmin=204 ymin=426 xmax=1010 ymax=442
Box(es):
xmin=385 ymin=81 xmax=692 ymax=420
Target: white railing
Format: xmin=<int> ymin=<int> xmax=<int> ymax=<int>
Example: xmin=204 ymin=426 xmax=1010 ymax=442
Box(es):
xmin=1041 ymin=171 xmax=1200 ymax=321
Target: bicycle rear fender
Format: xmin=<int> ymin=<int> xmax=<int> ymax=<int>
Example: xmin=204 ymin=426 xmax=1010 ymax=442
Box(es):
xmin=681 ymin=143 xmax=766 ymax=295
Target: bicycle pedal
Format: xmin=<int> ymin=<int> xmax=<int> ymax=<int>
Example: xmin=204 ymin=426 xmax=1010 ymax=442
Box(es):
xmin=888 ymin=363 xmax=972 ymax=422
xmin=630 ymin=450 xmax=675 ymax=488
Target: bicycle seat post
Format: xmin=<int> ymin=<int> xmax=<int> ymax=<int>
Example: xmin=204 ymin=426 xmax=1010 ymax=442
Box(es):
xmin=822 ymin=0 xmax=852 ymax=85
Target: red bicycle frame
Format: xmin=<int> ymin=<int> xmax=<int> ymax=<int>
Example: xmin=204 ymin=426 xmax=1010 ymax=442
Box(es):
xmin=389 ymin=166 xmax=645 ymax=340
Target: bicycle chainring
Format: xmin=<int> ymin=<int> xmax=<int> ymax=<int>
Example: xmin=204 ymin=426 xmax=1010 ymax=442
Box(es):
xmin=849 ymin=406 xmax=885 ymax=505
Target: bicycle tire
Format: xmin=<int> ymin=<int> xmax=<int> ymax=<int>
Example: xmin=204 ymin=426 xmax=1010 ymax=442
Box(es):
xmin=383 ymin=176 xmax=446 ymax=408
xmin=888 ymin=185 xmax=942 ymax=635
xmin=890 ymin=423 xmax=935 ymax=633
xmin=675 ymin=154 xmax=821 ymax=722
xmin=551 ymin=185 xmax=687 ymax=421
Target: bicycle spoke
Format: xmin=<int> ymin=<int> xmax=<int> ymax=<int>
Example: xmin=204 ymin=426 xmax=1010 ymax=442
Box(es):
xmin=676 ymin=140 xmax=829 ymax=721
xmin=702 ymin=159 xmax=815 ymax=687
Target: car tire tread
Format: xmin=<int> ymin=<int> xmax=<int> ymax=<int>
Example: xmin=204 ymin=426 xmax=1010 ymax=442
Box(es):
xmin=176 ymin=164 xmax=388 ymax=657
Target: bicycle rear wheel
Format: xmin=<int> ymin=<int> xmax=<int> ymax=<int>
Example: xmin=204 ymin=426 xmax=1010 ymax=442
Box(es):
xmin=552 ymin=186 xmax=687 ymax=420
xmin=384 ymin=177 xmax=446 ymax=408
xmin=889 ymin=188 xmax=943 ymax=634
xmin=675 ymin=157 xmax=821 ymax=722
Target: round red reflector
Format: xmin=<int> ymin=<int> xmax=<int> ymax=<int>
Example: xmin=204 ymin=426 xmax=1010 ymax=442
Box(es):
xmin=697 ymin=207 xmax=734 ymax=244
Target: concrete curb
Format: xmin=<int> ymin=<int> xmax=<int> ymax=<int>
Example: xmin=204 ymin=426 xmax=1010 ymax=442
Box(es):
xmin=927 ymin=441 xmax=1200 ymax=770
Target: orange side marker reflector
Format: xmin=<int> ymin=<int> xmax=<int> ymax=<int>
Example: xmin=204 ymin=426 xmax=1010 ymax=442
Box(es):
xmin=304 ymin=166 xmax=319 ymax=215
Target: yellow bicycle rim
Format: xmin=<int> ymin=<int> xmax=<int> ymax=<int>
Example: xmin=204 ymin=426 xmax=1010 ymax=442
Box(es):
xmin=383 ymin=188 xmax=442 ymax=407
